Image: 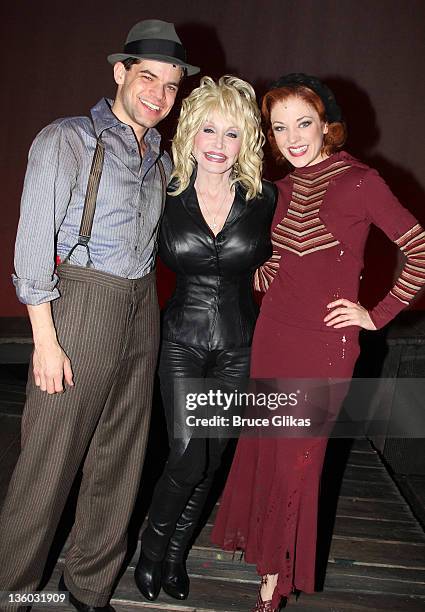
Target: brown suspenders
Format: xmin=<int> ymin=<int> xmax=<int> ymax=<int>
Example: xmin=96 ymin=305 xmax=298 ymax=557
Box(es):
xmin=157 ymin=156 xmax=167 ymax=208
xmin=63 ymin=134 xmax=167 ymax=267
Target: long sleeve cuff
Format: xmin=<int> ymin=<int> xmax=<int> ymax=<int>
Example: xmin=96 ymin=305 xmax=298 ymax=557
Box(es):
xmin=12 ymin=273 xmax=60 ymax=305
xmin=368 ymin=293 xmax=408 ymax=330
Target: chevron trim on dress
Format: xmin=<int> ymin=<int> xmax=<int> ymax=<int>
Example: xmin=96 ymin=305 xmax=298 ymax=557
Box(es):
xmin=272 ymin=160 xmax=351 ymax=257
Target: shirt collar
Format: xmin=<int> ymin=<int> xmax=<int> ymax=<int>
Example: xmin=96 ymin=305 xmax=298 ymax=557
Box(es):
xmin=90 ymin=97 xmax=162 ymax=153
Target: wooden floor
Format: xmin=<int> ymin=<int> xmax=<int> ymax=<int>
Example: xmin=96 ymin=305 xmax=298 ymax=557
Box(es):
xmin=1 ymin=366 xmax=425 ymax=612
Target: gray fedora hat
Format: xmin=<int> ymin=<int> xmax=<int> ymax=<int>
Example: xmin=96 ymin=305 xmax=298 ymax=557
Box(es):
xmin=107 ymin=19 xmax=200 ymax=76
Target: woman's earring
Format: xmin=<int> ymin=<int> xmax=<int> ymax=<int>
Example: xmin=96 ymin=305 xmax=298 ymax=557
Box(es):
xmin=231 ymin=161 xmax=240 ymax=178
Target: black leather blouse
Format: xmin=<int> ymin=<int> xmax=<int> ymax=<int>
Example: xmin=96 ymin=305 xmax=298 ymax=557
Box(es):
xmin=159 ymin=177 xmax=277 ymax=350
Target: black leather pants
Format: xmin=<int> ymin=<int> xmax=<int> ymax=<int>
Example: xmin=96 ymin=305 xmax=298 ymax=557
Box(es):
xmin=141 ymin=341 xmax=251 ymax=562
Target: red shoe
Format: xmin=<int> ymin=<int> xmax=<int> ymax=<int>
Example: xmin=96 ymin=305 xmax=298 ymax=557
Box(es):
xmin=251 ymin=589 xmax=287 ymax=612
xmin=251 ymin=588 xmax=274 ymax=612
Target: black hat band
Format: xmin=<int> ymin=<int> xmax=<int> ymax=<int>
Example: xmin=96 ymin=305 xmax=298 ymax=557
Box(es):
xmin=124 ymin=39 xmax=187 ymax=62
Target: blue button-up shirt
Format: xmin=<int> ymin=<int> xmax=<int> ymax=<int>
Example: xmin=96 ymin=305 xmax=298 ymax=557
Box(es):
xmin=13 ymin=97 xmax=172 ymax=305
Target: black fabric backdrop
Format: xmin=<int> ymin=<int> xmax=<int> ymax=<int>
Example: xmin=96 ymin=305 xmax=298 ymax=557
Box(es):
xmin=1 ymin=0 xmax=425 ymax=315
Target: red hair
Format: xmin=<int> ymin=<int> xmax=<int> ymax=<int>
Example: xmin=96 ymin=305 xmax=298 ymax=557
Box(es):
xmin=262 ymin=84 xmax=347 ymax=163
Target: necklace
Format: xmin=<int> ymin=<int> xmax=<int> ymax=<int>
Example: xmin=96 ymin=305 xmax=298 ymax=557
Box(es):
xmin=197 ymin=189 xmax=231 ymax=231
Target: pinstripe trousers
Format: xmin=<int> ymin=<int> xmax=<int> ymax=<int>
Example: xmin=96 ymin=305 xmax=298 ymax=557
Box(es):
xmin=0 ymin=265 xmax=159 ymax=610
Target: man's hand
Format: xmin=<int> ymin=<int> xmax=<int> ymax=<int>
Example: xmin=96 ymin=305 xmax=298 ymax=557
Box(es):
xmin=324 ymin=298 xmax=377 ymax=330
xmin=27 ymin=302 xmax=74 ymax=394
xmin=32 ymin=341 xmax=73 ymax=394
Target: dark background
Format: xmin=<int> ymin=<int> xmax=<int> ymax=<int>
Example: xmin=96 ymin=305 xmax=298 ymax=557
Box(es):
xmin=1 ymin=0 xmax=425 ymax=316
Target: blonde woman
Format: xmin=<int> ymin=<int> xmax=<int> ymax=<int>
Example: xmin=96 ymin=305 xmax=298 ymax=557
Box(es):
xmin=134 ymin=76 xmax=277 ymax=602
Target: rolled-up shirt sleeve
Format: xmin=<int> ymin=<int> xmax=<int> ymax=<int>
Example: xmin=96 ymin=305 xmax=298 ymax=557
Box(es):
xmin=13 ymin=122 xmax=77 ymax=305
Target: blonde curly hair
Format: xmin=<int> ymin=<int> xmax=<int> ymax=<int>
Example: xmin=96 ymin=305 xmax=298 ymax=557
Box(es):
xmin=170 ymin=75 xmax=264 ymax=200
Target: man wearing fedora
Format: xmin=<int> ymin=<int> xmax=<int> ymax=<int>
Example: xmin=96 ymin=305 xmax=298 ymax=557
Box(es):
xmin=0 ymin=19 xmax=199 ymax=612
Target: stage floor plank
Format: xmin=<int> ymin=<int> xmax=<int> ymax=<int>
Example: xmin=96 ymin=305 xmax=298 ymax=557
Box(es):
xmin=1 ymin=370 xmax=424 ymax=611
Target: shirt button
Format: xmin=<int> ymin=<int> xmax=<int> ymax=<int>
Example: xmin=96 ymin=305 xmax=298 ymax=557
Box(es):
xmin=138 ymin=212 xmax=141 ymax=218
xmin=134 ymin=246 xmax=138 ymax=251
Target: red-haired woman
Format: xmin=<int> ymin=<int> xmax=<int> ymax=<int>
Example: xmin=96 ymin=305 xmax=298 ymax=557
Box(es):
xmin=211 ymin=73 xmax=425 ymax=610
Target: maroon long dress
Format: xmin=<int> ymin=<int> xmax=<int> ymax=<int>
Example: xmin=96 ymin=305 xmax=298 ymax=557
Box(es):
xmin=211 ymin=152 xmax=425 ymax=607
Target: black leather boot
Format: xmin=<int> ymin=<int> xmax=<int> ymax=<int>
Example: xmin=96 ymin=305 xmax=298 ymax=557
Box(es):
xmin=134 ymin=550 xmax=162 ymax=601
xmin=162 ymin=474 xmax=214 ymax=600
xmin=135 ymin=472 xmax=193 ymax=601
